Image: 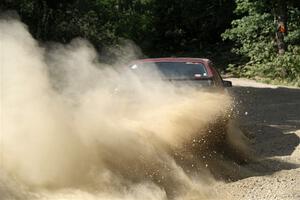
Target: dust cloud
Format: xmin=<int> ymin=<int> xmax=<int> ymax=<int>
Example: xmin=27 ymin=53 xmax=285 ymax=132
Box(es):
xmin=0 ymin=17 xmax=239 ymax=200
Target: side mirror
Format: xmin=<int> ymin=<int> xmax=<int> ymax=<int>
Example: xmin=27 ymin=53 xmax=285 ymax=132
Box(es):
xmin=223 ymin=80 xmax=232 ymax=87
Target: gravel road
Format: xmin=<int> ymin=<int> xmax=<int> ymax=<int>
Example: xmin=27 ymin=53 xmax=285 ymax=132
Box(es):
xmin=1 ymin=78 xmax=299 ymax=200
xmin=217 ymin=78 xmax=300 ymax=200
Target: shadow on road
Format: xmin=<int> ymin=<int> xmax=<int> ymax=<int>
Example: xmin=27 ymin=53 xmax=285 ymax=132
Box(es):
xmin=215 ymin=86 xmax=300 ymax=181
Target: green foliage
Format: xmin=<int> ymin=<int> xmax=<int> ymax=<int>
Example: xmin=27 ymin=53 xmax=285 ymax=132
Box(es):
xmin=223 ymin=0 xmax=300 ymax=86
xmin=1 ymin=0 xmax=235 ymax=59
xmin=150 ymin=0 xmax=235 ymax=54
xmin=2 ymin=0 xmax=299 ymax=84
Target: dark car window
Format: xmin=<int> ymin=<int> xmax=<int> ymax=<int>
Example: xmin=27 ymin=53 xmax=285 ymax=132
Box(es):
xmin=130 ymin=62 xmax=208 ymax=79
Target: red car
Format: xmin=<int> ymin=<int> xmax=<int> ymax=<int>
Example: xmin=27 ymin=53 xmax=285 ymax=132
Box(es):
xmin=126 ymin=58 xmax=237 ymax=163
xmin=128 ymin=57 xmax=232 ymax=88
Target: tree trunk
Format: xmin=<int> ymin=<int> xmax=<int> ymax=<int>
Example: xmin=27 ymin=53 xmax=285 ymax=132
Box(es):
xmin=274 ymin=0 xmax=287 ymax=55
xmin=33 ymin=0 xmax=49 ymax=40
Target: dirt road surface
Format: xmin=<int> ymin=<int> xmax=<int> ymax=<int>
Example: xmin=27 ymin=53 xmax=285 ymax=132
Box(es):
xmin=217 ymin=78 xmax=300 ymax=200
xmin=1 ymin=77 xmax=299 ymax=200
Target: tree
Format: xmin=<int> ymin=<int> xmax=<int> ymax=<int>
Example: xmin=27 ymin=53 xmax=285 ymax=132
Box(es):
xmin=273 ymin=0 xmax=287 ymax=55
xmin=1 ymin=0 xmax=236 ymax=61
xmin=222 ymin=0 xmax=300 ymax=86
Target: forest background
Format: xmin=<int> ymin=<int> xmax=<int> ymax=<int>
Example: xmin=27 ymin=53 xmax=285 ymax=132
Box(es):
xmin=1 ymin=0 xmax=300 ymax=86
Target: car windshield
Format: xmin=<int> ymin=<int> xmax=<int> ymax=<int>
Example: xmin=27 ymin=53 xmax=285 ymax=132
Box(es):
xmin=130 ymin=62 xmax=208 ymax=79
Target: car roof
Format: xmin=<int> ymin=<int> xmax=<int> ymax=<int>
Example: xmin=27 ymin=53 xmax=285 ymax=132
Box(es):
xmin=133 ymin=57 xmax=211 ymax=64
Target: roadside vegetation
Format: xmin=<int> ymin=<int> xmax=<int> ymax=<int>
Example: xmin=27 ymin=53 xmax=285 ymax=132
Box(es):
xmin=1 ymin=0 xmax=300 ymax=86
xmin=223 ymin=0 xmax=300 ymax=86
